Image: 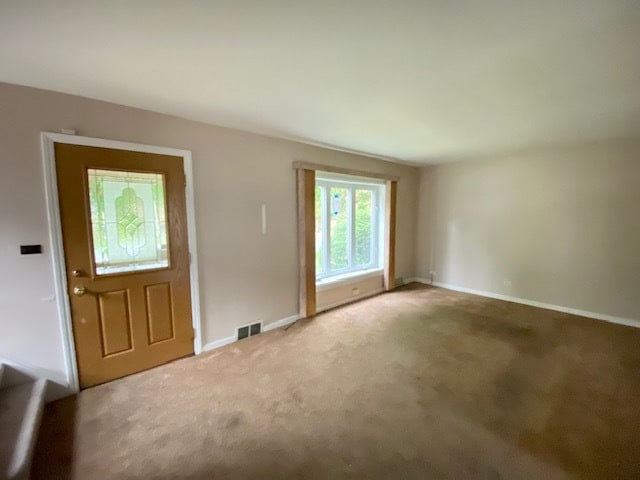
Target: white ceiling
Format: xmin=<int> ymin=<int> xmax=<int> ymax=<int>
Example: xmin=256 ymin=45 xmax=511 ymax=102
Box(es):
xmin=1 ymin=0 xmax=639 ymax=164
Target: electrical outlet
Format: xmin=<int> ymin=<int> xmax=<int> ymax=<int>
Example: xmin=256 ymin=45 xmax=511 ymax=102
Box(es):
xmin=429 ymin=271 xmax=436 ymax=282
xmin=503 ymin=280 xmax=512 ymax=288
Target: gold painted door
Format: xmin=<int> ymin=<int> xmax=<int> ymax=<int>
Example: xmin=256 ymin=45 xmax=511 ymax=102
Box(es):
xmin=55 ymin=143 xmax=194 ymax=389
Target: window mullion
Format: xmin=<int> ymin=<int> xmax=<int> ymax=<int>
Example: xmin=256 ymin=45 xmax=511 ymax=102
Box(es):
xmin=377 ymin=187 xmax=383 ymax=266
xmin=348 ymin=187 xmax=354 ymax=270
xmin=371 ymin=189 xmax=377 ymax=267
xmin=323 ymin=186 xmax=330 ymax=275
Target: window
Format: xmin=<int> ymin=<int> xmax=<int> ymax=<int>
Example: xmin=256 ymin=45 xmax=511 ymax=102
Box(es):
xmin=88 ymin=169 xmax=169 ymax=275
xmin=315 ymin=173 xmax=385 ymax=281
xmin=294 ymin=162 xmax=398 ymax=317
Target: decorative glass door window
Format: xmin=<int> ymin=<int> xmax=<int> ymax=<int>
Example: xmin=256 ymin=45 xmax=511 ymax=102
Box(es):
xmin=88 ymin=169 xmax=169 ymax=275
xmin=315 ymin=174 xmax=384 ymax=281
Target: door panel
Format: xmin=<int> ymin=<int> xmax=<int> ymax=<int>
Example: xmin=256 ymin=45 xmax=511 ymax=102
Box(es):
xmin=145 ymin=283 xmax=175 ymax=344
xmin=97 ymin=289 xmax=133 ymax=356
xmin=55 ymin=143 xmax=194 ymax=389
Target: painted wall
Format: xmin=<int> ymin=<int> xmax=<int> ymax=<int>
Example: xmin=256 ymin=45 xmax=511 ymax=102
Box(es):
xmin=416 ymin=139 xmax=640 ymax=321
xmin=0 ymin=82 xmax=419 ymax=383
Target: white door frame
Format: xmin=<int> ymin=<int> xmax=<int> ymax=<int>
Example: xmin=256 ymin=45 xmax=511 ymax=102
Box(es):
xmin=41 ymin=132 xmax=203 ymax=392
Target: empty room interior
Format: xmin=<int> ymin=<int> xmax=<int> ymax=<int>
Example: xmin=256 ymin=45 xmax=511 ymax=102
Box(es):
xmin=1 ymin=1 xmax=639 ymax=479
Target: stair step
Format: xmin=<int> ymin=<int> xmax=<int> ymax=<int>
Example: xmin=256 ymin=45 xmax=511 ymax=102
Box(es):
xmin=0 ymin=378 xmax=47 ymax=480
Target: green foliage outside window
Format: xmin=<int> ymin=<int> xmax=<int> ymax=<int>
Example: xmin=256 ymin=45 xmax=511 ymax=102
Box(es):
xmin=316 ymin=186 xmax=375 ymax=274
xmin=354 ymin=189 xmax=373 ymax=266
xmin=330 ymin=188 xmax=348 ymax=269
xmin=315 ymin=186 xmax=323 ymax=274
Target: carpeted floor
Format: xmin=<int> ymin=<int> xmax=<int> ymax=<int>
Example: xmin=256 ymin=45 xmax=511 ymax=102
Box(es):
xmin=32 ymin=284 xmax=640 ymax=479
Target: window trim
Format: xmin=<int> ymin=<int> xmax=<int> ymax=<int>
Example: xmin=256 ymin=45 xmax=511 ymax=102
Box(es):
xmin=295 ymin=162 xmax=398 ymax=319
xmin=315 ymin=176 xmax=384 ymax=282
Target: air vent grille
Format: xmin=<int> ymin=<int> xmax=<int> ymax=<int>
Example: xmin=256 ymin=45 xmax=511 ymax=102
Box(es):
xmin=237 ymin=322 xmax=261 ymax=340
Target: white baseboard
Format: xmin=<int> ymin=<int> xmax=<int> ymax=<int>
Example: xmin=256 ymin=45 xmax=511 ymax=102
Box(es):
xmin=202 ymin=314 xmax=301 ymax=353
xmin=0 ymin=356 xmax=69 ymax=387
xmin=419 ymin=280 xmax=640 ymax=329
xmin=0 ymin=356 xmax=72 ymax=401
xmin=263 ymin=314 xmax=299 ymax=331
xmin=202 ymin=289 xmax=391 ymax=353
xmin=202 ymin=335 xmax=236 ymax=352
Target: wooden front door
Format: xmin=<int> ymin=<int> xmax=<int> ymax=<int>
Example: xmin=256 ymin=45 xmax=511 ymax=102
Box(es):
xmin=55 ymin=143 xmax=194 ymax=389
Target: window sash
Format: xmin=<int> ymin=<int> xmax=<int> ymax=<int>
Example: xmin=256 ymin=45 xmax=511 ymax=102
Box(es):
xmin=316 ymin=179 xmax=381 ymax=280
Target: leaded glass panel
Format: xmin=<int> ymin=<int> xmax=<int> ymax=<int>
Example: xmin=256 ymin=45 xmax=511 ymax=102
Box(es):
xmin=88 ymin=169 xmax=169 ymax=275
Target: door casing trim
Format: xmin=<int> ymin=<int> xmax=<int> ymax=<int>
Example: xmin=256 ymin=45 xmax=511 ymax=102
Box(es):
xmin=41 ymin=132 xmax=203 ymax=392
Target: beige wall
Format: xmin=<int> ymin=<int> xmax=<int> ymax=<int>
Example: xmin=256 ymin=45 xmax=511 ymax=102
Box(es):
xmin=8 ymin=78 xmax=636 ymax=386
xmin=416 ymin=139 xmax=640 ymax=320
xmin=0 ymin=82 xmax=419 ymax=382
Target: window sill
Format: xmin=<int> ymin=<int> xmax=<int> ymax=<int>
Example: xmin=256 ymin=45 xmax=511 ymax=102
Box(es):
xmin=316 ymin=268 xmax=384 ymax=292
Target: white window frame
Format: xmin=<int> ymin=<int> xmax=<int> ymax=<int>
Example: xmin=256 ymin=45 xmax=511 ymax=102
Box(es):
xmin=315 ymin=173 xmax=385 ymax=282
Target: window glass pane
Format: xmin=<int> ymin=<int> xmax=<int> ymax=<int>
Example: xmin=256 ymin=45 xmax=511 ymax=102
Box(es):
xmin=329 ymin=187 xmax=348 ymax=270
xmin=315 ymin=186 xmax=323 ymax=274
xmin=88 ymin=169 xmax=169 ymax=275
xmin=354 ymin=189 xmax=373 ymax=266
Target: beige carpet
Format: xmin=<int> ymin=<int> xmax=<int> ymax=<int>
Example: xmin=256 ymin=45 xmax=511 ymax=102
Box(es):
xmin=33 ymin=284 xmax=640 ymax=479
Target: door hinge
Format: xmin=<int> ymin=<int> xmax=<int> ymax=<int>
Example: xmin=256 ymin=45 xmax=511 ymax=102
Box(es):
xmin=189 ymin=252 xmax=192 ymax=264
xmin=192 ymin=327 xmax=196 ymax=340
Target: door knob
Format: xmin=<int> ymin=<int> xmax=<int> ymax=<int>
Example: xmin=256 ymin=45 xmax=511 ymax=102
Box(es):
xmin=73 ymin=286 xmax=86 ymax=296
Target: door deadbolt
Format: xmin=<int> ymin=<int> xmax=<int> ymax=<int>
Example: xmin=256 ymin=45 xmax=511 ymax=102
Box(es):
xmin=73 ymin=286 xmax=86 ymax=296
